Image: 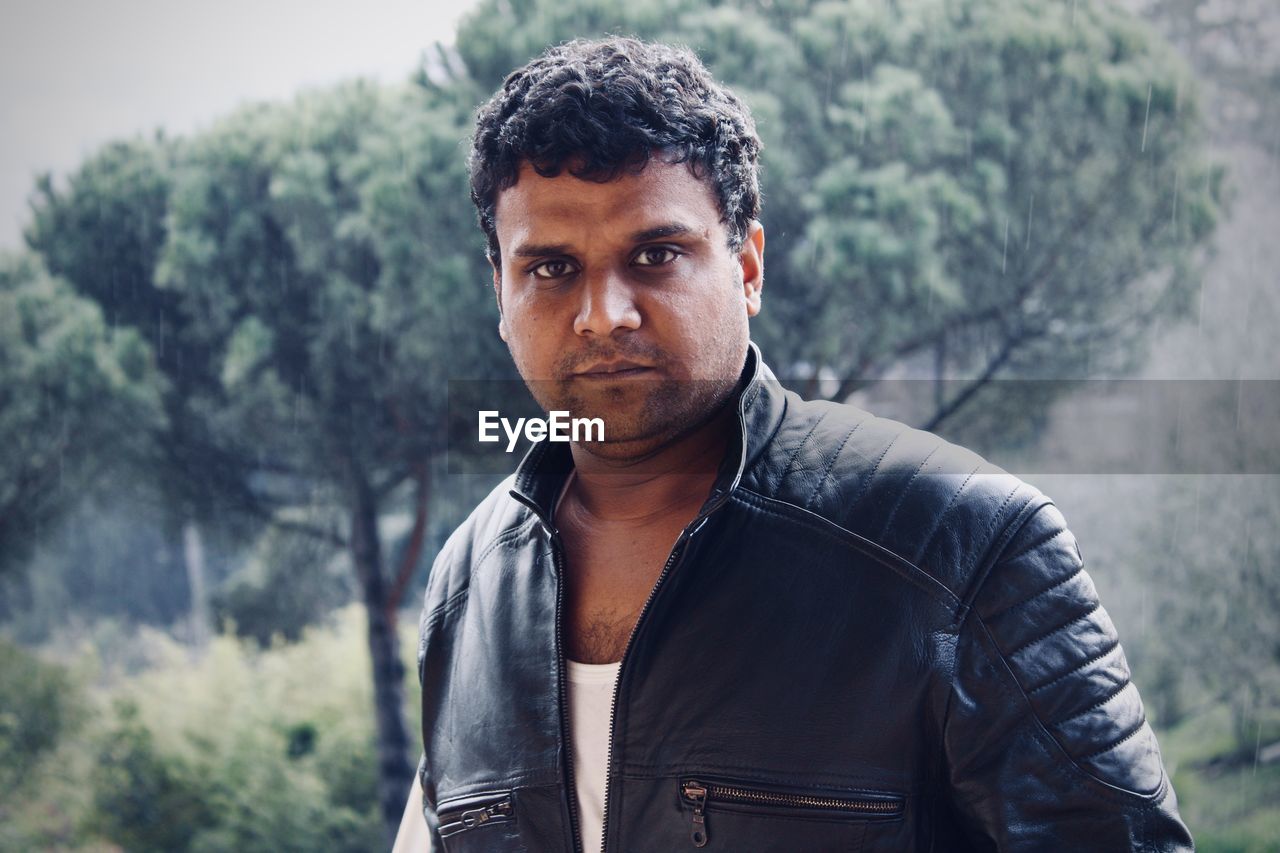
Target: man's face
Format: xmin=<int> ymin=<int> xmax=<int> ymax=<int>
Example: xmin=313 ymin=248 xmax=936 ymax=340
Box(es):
xmin=491 ymin=156 xmax=764 ymax=460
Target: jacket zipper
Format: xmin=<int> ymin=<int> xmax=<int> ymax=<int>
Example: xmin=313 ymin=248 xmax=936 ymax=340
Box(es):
xmin=680 ymin=779 xmax=904 ymax=847
xmin=549 ymin=537 xmax=585 ymax=853
xmin=595 ymin=536 xmax=689 ymax=852
xmin=596 ymin=491 xmax=731 ymax=851
xmin=593 ymin=414 xmax=747 ymax=845
xmin=437 ymin=792 xmax=515 ymax=838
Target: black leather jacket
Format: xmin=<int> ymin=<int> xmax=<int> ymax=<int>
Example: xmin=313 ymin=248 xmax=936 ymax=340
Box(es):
xmin=415 ymin=343 xmax=1192 ymax=851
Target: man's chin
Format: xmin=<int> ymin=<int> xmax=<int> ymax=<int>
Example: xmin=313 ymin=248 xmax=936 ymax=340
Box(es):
xmin=552 ymin=385 xmax=681 ymax=434
xmin=575 ymin=412 xmax=667 ymax=448
xmin=567 ymin=400 xmax=735 ymax=470
xmin=569 ymin=429 xmax=686 ymax=466
xmin=524 ymin=377 xmax=738 ymax=463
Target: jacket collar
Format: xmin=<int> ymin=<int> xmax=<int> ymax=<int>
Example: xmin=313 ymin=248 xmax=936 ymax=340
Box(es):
xmin=509 ymin=341 xmax=787 ymax=530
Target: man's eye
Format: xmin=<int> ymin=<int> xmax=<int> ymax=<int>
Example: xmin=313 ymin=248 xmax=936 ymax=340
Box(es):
xmin=530 ymin=260 xmax=575 ymax=280
xmin=634 ymin=247 xmax=679 ymax=267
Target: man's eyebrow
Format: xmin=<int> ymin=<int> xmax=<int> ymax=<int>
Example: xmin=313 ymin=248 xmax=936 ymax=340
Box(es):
xmin=630 ymin=222 xmax=699 ymax=243
xmin=511 ymin=222 xmax=702 ymax=259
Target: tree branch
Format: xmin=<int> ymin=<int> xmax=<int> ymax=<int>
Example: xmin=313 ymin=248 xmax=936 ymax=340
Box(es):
xmin=385 ymin=460 xmax=431 ymax=623
xmin=831 ymin=187 xmax=1116 ymax=396
xmin=921 ymin=327 xmax=1028 ymax=433
xmin=233 ymin=496 xmax=348 ymax=548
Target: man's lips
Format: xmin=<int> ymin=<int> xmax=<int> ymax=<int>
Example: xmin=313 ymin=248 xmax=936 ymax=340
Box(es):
xmin=571 ymin=360 xmax=656 ymax=378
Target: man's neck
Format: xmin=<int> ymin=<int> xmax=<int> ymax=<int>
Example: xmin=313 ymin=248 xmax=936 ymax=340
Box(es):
xmin=564 ymin=401 xmax=736 ymax=525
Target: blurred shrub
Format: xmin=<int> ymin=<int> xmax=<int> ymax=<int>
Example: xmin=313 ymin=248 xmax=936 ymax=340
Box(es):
xmin=0 ymin=637 xmax=84 ymax=796
xmin=0 ymin=638 xmax=97 ymax=850
xmin=0 ymin=605 xmax=413 ymax=850
xmin=211 ymin=524 xmax=352 ymax=647
xmin=82 ymin=604 xmax=392 ymax=852
xmin=1141 ymin=477 xmax=1280 ymax=757
xmin=87 ymin=700 xmax=213 ymax=851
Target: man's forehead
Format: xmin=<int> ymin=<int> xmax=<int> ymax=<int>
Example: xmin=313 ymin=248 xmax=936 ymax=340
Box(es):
xmin=493 ymin=158 xmax=722 ymax=249
xmin=508 ymin=221 xmax=712 ymax=261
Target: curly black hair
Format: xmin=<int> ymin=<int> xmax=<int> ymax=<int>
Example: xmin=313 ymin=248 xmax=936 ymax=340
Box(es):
xmin=467 ymin=36 xmax=763 ymax=269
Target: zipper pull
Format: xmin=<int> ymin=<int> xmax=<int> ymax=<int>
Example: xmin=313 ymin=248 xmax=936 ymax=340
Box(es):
xmin=683 ymin=781 xmax=709 ymax=847
xmin=460 ymin=799 xmax=511 ymax=830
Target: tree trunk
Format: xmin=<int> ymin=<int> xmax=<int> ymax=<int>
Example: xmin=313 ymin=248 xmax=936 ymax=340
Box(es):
xmin=350 ymin=472 xmax=415 ymax=844
xmin=182 ymin=517 xmax=210 ymax=649
xmin=386 ymin=462 xmax=431 ymax=625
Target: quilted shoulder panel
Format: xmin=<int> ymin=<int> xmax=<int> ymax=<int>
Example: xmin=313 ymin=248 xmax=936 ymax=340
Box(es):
xmin=742 ymin=393 xmax=1038 ymax=599
xmin=972 ymin=501 xmax=1165 ymax=796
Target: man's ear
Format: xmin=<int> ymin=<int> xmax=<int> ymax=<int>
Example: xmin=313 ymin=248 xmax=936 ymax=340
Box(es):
xmin=491 ymin=259 xmax=509 ymax=342
xmin=738 ymin=220 xmax=765 ymax=318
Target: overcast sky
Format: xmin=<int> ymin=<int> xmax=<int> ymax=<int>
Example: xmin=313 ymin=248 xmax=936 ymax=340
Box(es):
xmin=0 ymin=0 xmax=480 ymax=250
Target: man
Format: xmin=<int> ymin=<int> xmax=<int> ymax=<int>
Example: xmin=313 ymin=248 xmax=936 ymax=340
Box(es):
xmin=397 ymin=36 xmax=1193 ymax=851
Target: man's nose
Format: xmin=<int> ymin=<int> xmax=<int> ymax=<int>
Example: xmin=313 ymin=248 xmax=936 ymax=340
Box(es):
xmin=572 ymin=269 xmax=642 ymax=337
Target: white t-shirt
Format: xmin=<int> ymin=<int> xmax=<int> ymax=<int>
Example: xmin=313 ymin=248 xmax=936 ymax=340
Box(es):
xmin=392 ymin=471 xmax=620 ymax=852
xmin=557 ymin=469 xmax=623 ymax=851
xmin=566 ymin=658 xmax=621 ymax=853
xmin=392 ymin=774 xmax=430 ymax=852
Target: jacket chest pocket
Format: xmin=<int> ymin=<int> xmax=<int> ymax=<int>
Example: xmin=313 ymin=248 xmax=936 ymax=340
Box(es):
xmin=437 ymin=790 xmax=525 ymax=852
xmin=678 ymin=777 xmax=904 ymax=852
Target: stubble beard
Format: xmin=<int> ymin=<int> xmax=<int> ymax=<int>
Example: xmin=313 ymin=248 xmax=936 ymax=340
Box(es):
xmin=571 ymin=373 xmax=739 ymax=461
xmin=516 ymin=344 xmax=746 ymax=462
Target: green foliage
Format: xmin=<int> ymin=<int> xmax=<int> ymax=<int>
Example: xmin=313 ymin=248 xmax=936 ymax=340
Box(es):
xmin=27 ymin=138 xmax=174 ymax=334
xmin=212 ymin=525 xmax=353 ymax=646
xmin=1159 ymin=703 xmax=1280 ymax=852
xmin=88 ymin=700 xmax=214 ymax=851
xmin=0 ymin=638 xmax=84 ymax=797
xmin=101 ymin=606 xmax=392 ymax=852
xmin=0 ymin=642 xmax=99 ymax=851
xmin=10 ymin=605 xmax=401 ymax=852
xmin=0 ymin=252 xmax=161 ymax=577
xmin=25 ymin=134 xmax=265 ymax=574
xmin=142 ymin=79 xmax=510 ymax=496
xmin=0 ymin=620 xmax=398 ymax=852
xmin=1143 ymin=477 xmax=1280 ymax=753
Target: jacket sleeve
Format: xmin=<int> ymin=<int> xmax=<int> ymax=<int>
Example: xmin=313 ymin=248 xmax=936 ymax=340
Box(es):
xmin=417 ymin=571 xmax=447 ymax=851
xmin=943 ymin=500 xmax=1193 ymax=851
